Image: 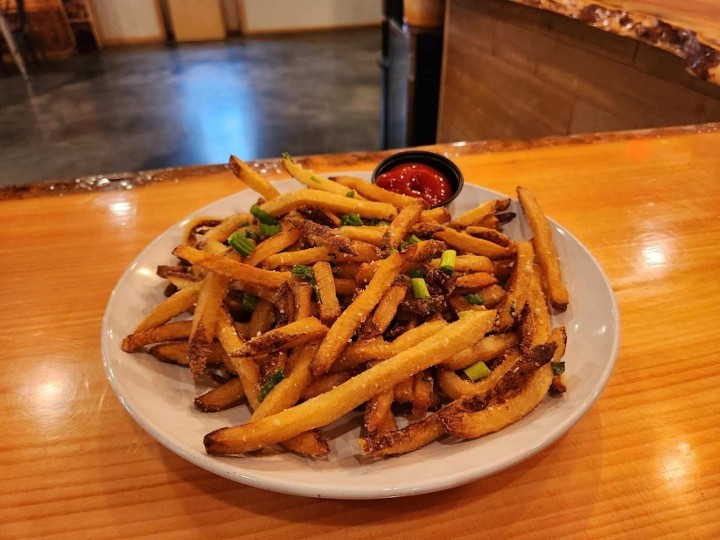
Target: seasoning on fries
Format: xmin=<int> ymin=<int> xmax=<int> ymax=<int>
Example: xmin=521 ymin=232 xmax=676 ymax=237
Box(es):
xmin=122 ymin=155 xmax=571 ymax=459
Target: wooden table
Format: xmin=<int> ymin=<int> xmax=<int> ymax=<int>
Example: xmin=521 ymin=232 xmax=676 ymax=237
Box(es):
xmin=2 ymin=124 xmax=719 ymax=538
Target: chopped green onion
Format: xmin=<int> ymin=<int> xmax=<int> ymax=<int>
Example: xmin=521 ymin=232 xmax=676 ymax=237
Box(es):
xmin=281 ymin=151 xmax=295 ymax=163
xmin=260 ymin=223 xmax=282 ymax=237
xmin=464 ymin=361 xmax=491 ymax=381
xmin=250 ymin=204 xmax=278 ymax=225
xmin=408 ymin=267 xmax=424 ymax=279
xmin=228 ymin=232 xmax=255 ymax=256
xmin=411 ymin=277 xmax=430 ymax=299
xmin=440 ymin=249 xmax=456 ymax=274
xmin=245 ymin=229 xmax=262 ymax=242
xmin=552 ymin=362 xmax=566 ymax=376
xmin=340 ymin=213 xmax=363 ymax=227
xmin=242 ymin=293 xmax=258 ymax=311
xmin=464 ymin=293 xmax=484 ymax=306
xmin=292 ymin=265 xmax=316 ymax=285
xmin=258 ymin=369 xmax=284 ymax=402
xmin=346 ymin=190 xmax=356 ymax=198
xmin=387 ymin=248 xmax=399 ymax=255
xmin=400 ymin=234 xmax=421 ymax=250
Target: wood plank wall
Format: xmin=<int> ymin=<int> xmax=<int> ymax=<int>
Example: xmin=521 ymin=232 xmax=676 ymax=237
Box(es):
xmin=437 ymin=0 xmax=720 ymax=142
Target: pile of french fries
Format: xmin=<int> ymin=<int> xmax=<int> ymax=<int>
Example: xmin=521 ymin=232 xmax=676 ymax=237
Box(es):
xmin=122 ymin=153 xmax=570 ymax=458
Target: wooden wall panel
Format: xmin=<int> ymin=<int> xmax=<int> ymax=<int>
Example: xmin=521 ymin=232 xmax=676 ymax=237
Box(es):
xmin=437 ymin=0 xmax=720 ymax=143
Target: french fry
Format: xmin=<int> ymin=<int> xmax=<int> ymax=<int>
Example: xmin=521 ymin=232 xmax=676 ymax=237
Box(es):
xmin=476 ymin=284 xmax=507 ymax=307
xmin=243 ymin=229 xmax=301 ymax=267
xmin=420 ymin=206 xmax=451 ymax=224
xmin=281 ymin=156 xmax=359 ymax=198
xmin=412 ymin=371 xmax=433 ymax=419
xmin=495 ymin=241 xmax=534 ymax=331
xmin=311 ymin=250 xmax=405 ymax=376
xmin=333 ymin=175 xmax=418 ymax=207
xmin=134 ymin=283 xmax=201 ymax=333
xmin=229 ymin=155 xmax=281 ymax=201
xmin=204 ymin=311 xmax=495 ymax=455
xmin=291 ymin=281 xmax=314 ymax=320
xmin=363 ymin=388 xmax=395 ymax=434
xmin=194 ymin=378 xmax=246 ymax=412
xmin=520 ymin=265 xmax=552 ymax=351
xmin=173 ymin=245 xmax=290 ymax=289
xmin=549 ymin=326 xmax=568 ymax=393
xmin=205 ymin=213 xmax=254 ymax=243
xmin=435 ymin=227 xmax=515 ymax=259
xmin=301 ymin=372 xmax=350 ymax=401
xmin=123 ymin=321 xmax=193 ymax=352
xmin=261 ymin=243 xmax=380 ymax=270
xmin=438 ymin=349 xmax=522 ymax=400
xmin=259 ymin=190 xmax=397 ymax=221
xmin=442 ymin=332 xmax=520 ymax=370
xmin=360 ymin=279 xmax=408 ymax=338
xmin=393 ymin=376 xmax=414 ymax=404
xmin=455 ymin=272 xmax=498 ymax=289
xmin=182 ymin=217 xmax=221 ymax=246
xmin=359 ymin=414 xmax=445 ymax=457
xmin=338 ymin=226 xmax=386 ymax=247
xmin=148 ymin=341 xmax=225 ymax=367
xmin=517 ymin=186 xmax=569 ymax=311
xmin=189 ymin=271 xmax=231 ymax=378
xmin=449 ymin=198 xmax=511 ymax=228
xmin=284 ymin=212 xmax=357 ymax=255
xmin=165 ymin=272 xmax=202 ymax=290
xmin=430 ymin=254 xmax=494 ymax=273
xmin=230 ymin=317 xmax=328 ymax=357
xmin=438 ymin=343 xmax=555 ymax=439
xmin=313 ymin=261 xmax=341 ymax=325
xmin=247 ymin=298 xmax=276 ymax=338
xmin=334 ymin=262 xmax=362 ymax=279
xmin=333 ymin=278 xmax=356 ymax=296
xmin=381 ymin=202 xmax=425 ymax=251
xmin=464 ymin=226 xmax=513 ymax=247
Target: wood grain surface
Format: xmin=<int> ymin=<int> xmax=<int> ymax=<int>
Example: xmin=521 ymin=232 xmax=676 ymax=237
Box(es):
xmin=2 ymin=124 xmax=719 ymax=538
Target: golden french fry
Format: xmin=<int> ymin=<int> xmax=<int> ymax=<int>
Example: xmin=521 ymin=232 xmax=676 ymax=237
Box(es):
xmin=517 ymin=186 xmax=569 ymax=311
xmin=313 ymin=261 xmax=341 ymax=325
xmin=520 ymin=265 xmax=552 ymax=351
xmin=205 ymin=213 xmax=254 ymax=243
xmin=333 ymin=175 xmax=418 ymax=207
xmin=412 ymin=371 xmax=433 ymax=419
xmin=435 ymin=227 xmax=515 ymax=259
xmin=230 ymin=317 xmax=328 ymax=357
xmin=430 ymin=254 xmax=494 ymax=273
xmin=381 ymin=202 xmax=425 ymax=251
xmin=300 ymin=372 xmax=350 ymax=401
xmin=420 ymin=206 xmax=451 ymax=224
xmin=359 ymin=414 xmax=445 ymax=457
xmin=247 ymin=299 xmax=276 ymax=340
xmin=244 ymin=229 xmax=301 ymax=267
xmin=173 ymin=245 xmax=290 ymax=289
xmin=148 ymin=341 xmax=225 ymax=367
xmin=281 ymin=156 xmax=361 ymax=198
xmin=442 ymin=332 xmax=520 ymax=370
xmin=229 ymin=155 xmax=281 ymax=201
xmin=291 ymin=281 xmax=314 ymax=320
xmin=338 ymin=225 xmax=386 ymax=247
xmin=261 ymin=243 xmax=380 ymax=270
xmin=455 ymin=272 xmax=498 ymax=289
xmin=464 ymin=226 xmax=513 ymax=247
xmin=182 ymin=217 xmax=221 ymax=246
xmin=189 ymin=271 xmax=231 ymax=378
xmin=438 ymin=349 xmax=521 ymax=400
xmin=194 ymin=378 xmax=246 ymax=412
xmin=393 ymin=376 xmax=414 ymax=404
xmin=134 ymin=283 xmax=201 ymax=333
xmin=360 ymin=279 xmax=408 ymax=338
xmin=259 ymin=190 xmax=397 ymax=221
xmin=204 ymin=311 xmax=494 ymax=455
xmin=123 ymin=321 xmax=193 ymax=352
xmin=439 ymin=343 xmax=555 ymax=439
xmin=449 ymin=198 xmax=511 ymax=228
xmin=496 ymin=240 xmax=534 ymax=331
xmin=363 ymin=388 xmax=395 ymax=434
xmin=285 ymin=212 xmax=357 ymax=255
xmin=333 ymin=278 xmax=356 ymax=296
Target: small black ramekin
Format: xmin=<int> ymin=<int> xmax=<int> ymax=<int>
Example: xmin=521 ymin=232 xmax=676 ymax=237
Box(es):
xmin=370 ymin=150 xmax=464 ymax=208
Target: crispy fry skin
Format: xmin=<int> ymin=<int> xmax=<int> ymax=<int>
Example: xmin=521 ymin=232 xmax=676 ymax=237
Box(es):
xmin=189 ymin=271 xmax=231 ymax=378
xmin=517 ymin=187 xmax=569 ymax=311
xmin=333 ymin=175 xmax=418 ymax=207
xmin=194 ymin=378 xmax=246 ymax=412
xmin=339 ymin=226 xmax=386 ymax=247
xmin=204 ymin=311 xmax=495 ymax=455
xmin=442 ymin=333 xmax=520 ymax=371
xmin=230 ymin=317 xmax=328 ymax=357
xmin=173 ymin=246 xmax=290 ymax=289
xmin=148 ymin=341 xmax=225 ymax=367
xmin=205 ymin=213 xmax=254 ymax=243
xmin=123 ymin=321 xmax=193 ymax=352
xmin=247 ymin=298 xmax=276 ymax=337
xmin=430 ymin=254 xmax=494 ymax=273
xmin=381 ymin=202 xmax=425 ymax=252
xmin=449 ymin=198 xmax=511 ymax=228
xmin=229 ymin=155 xmax=281 ymax=201
xmin=434 ymin=227 xmax=515 ymax=259
xmin=363 ymin=388 xmax=395 ymax=434
xmin=464 ymin=226 xmax=513 ymax=247
xmin=285 ymin=212 xmax=357 ymax=255
xmin=260 ymin=190 xmax=398 ymax=221
xmin=134 ymin=284 xmax=201 ymax=333
xmin=420 ymin=206 xmax=451 ymax=224
xmin=359 ymin=414 xmax=445 ymax=457
xmin=313 ymin=261 xmax=341 ymax=325
xmin=291 ymin=281 xmax=314 ymax=320
xmin=261 ymin=243 xmax=380 ymax=269
xmin=282 ymin=157 xmax=359 ymax=197
xmin=438 ymin=349 xmax=522 ymax=399
xmin=438 ymin=343 xmax=556 ymax=439
xmin=496 ymin=241 xmax=534 ymax=331
xmin=520 ymin=266 xmax=552 ymax=351
xmin=455 ymin=272 xmax=498 ymax=289
xmin=360 ymin=279 xmax=408 ymax=338
xmin=244 ymin=229 xmax=301 ymax=267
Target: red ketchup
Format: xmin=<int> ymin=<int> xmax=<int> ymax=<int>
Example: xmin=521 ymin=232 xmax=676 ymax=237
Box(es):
xmin=375 ymin=163 xmax=452 ymax=207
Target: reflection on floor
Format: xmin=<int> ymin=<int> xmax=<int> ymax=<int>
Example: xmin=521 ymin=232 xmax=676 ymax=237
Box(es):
xmin=0 ymin=28 xmax=381 ymax=186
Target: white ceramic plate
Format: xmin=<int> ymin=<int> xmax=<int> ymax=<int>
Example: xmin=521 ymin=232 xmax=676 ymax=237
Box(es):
xmin=102 ymin=173 xmax=619 ymax=499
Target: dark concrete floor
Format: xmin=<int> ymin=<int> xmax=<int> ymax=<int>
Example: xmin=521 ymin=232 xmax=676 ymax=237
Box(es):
xmin=0 ymin=28 xmax=381 ymax=186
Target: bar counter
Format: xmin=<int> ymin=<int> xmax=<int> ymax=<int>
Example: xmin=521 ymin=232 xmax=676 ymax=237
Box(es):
xmin=2 ymin=124 xmax=719 ymax=538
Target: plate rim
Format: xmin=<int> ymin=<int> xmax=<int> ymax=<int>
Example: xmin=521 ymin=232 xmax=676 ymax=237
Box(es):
xmin=101 ymin=175 xmax=620 ymax=499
